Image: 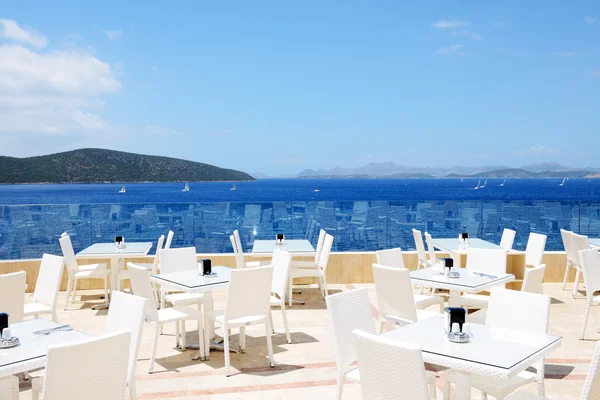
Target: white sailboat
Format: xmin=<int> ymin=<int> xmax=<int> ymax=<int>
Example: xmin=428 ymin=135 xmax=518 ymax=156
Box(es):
xmin=119 ymin=186 xmax=126 ymax=193
xmin=474 ymin=180 xmax=481 ymax=190
xmin=314 ymin=186 xmax=321 ymax=193
xmin=230 ymin=184 xmax=237 ymax=191
xmin=559 ymin=177 xmax=566 ymax=187
xmin=481 ymin=179 xmax=487 ymax=188
xmin=182 ymin=182 xmax=190 ymax=192
xmin=500 ymin=179 xmax=506 ymax=187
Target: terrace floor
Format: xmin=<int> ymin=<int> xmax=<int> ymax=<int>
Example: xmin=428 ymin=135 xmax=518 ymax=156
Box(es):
xmin=17 ymin=283 xmax=597 ymax=400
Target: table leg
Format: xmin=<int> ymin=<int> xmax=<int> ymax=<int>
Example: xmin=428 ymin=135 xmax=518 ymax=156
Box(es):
xmin=448 ymin=290 xmax=461 ymax=307
xmin=453 ymin=370 xmax=472 ymax=400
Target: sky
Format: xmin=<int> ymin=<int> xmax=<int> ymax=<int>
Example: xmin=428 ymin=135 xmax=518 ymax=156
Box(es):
xmin=0 ymin=1 xmax=599 ymax=176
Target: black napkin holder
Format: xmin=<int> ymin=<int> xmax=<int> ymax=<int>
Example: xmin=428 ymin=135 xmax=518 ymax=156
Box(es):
xmin=441 ymin=257 xmax=454 ymax=269
xmin=114 ymin=235 xmax=123 ymax=244
xmin=460 ymin=232 xmax=469 ymax=239
xmin=200 ymin=259 xmax=212 ymax=275
xmin=276 ymin=233 xmax=284 ymax=242
xmin=444 ymin=307 xmax=466 ymax=333
xmin=0 ymin=313 xmax=8 ymax=332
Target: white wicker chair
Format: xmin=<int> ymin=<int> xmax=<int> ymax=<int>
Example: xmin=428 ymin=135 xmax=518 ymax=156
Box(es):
xmin=578 ymin=249 xmax=600 ymax=339
xmin=372 ymin=264 xmax=442 ymax=332
xmin=375 ymin=248 xmax=405 ymax=268
xmin=0 ymin=270 xmax=26 ymax=323
xmin=500 ymin=228 xmax=517 ymax=250
xmin=353 ymin=329 xmax=435 ymax=400
xmin=412 ymin=228 xmax=431 ymax=269
xmin=59 ymin=234 xmax=109 ymax=309
xmin=204 ymin=266 xmax=275 ymax=376
xmin=525 ymin=232 xmax=547 ymax=268
xmin=0 ymin=376 xmax=18 ymax=400
xmin=24 ymin=254 xmax=64 ymax=322
xmin=117 ymin=234 xmax=164 ymax=292
xmin=424 ymin=232 xmax=438 ymax=266
xmin=164 ymin=230 xmax=174 ymax=249
xmin=270 ymin=250 xmax=293 ymax=344
xmin=505 ymin=339 xmax=600 ymax=400
xmin=560 ymin=229 xmax=579 ymax=292
xmin=446 ymin=288 xmax=551 ymax=399
xmin=572 ymin=233 xmax=591 ymax=298
xmin=127 ymin=262 xmax=205 ymax=372
xmin=292 ymin=229 xmax=327 ymax=269
xmin=232 ymin=229 xmax=271 ymax=268
xmin=459 ymin=248 xmax=507 ymax=309
xmin=326 ymin=288 xmax=436 ymax=400
xmin=521 ymin=264 xmax=546 ymax=294
xmin=36 ymin=330 xmax=131 ymax=400
xmin=289 ymin=233 xmax=334 ymax=305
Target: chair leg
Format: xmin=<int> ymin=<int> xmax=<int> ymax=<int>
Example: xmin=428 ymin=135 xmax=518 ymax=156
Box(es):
xmin=129 ymin=379 xmax=138 ymax=400
xmin=562 ymin=264 xmax=570 ymax=290
xmin=281 ymin=305 xmax=292 ymax=344
xmin=378 ymin=318 xmax=385 ymax=334
xmin=480 ymin=391 xmax=488 ymax=400
xmin=224 ymin=324 xmax=231 ymax=376
xmin=573 ymin=269 xmax=581 ymax=298
xmin=181 ymin=320 xmax=187 ymax=350
xmin=64 ymin=277 xmax=73 ymax=310
xmin=335 ymin=374 xmax=345 ymax=400
xmin=443 ymin=378 xmax=450 ymax=400
xmin=149 ymin=323 xmax=159 ymax=373
xmin=204 ymin=315 xmax=212 ymax=361
xmin=322 ymin=276 xmax=329 ymax=297
xmin=265 ymin=319 xmax=275 ymax=368
xmin=239 ymin=326 xmax=246 ymax=353
xmin=104 ymin=276 xmax=109 ymax=302
xmin=537 ymin=377 xmax=545 ymax=396
xmin=580 ymin=298 xmax=593 ymax=339
xmin=71 ymin=279 xmax=78 ymax=304
xmin=175 ymin=321 xmax=180 ymax=348
xmin=269 ymin=309 xmax=275 ymax=334
xmin=196 ymin=317 xmax=205 ymax=361
xmin=51 ymin=309 xmax=57 ymax=323
xmin=160 ymin=292 xmax=166 ymax=335
xmin=429 ymin=381 xmax=437 ymax=399
xmin=288 ymin=277 xmax=294 ymax=308
xmin=439 ymin=300 xmax=444 ymax=313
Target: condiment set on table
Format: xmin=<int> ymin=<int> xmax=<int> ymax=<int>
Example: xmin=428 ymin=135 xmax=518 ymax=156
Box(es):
xmin=444 ymin=307 xmax=472 ymax=343
xmin=0 ymin=312 xmax=19 ymax=349
xmin=440 ymin=257 xmax=460 ymax=279
xmin=114 ymin=235 xmax=126 ymax=249
xmin=276 ymin=233 xmax=285 ymax=245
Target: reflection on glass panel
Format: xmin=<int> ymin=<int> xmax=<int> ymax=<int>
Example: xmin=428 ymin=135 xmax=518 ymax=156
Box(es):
xmin=579 ymin=203 xmax=600 ymax=240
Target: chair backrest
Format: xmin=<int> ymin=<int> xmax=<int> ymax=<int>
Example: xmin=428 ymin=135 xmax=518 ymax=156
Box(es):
xmin=317 ymin=234 xmax=334 ymax=273
xmin=486 ymin=288 xmax=550 ymax=334
xmin=412 ymin=229 xmax=427 ymax=267
xmin=314 ymin=229 xmax=327 ymax=263
xmin=500 ymin=228 xmax=516 ymax=250
xmin=466 ymin=248 xmax=507 ymax=276
xmin=230 ymin=234 xmax=246 ymax=269
xmin=353 ymin=329 xmax=430 ymax=400
xmin=561 ymin=229 xmax=578 ymax=266
xmin=0 ymin=271 xmax=26 ymax=323
xmin=581 ymin=340 xmax=600 ymax=400
xmin=372 ymin=264 xmax=418 ymax=322
xmin=151 ymin=235 xmax=165 ymax=274
xmin=159 ymin=247 xmax=197 ymax=274
xmin=573 ymin=233 xmax=591 ymax=263
xmin=224 ymin=266 xmax=273 ymax=321
xmin=521 ymin=264 xmax=546 ymax=294
xmin=42 ymin=330 xmax=130 ymax=400
xmin=126 ymin=262 xmax=159 ymax=321
xmin=105 ymin=291 xmax=147 ymax=388
xmin=164 ymin=230 xmax=174 ymax=249
xmin=271 ymin=250 xmax=292 ymax=299
xmin=32 ymin=254 xmax=65 ymax=308
xmin=59 ymin=234 xmax=79 ymax=276
xmin=579 ymin=249 xmax=600 ymax=299
xmin=325 ymin=288 xmax=377 ymax=372
xmin=375 ymin=248 xmax=405 ymax=269
xmin=424 ymin=232 xmax=437 ymax=265
xmin=233 ymin=229 xmax=244 ymax=254
xmin=525 ymin=232 xmax=547 ymax=267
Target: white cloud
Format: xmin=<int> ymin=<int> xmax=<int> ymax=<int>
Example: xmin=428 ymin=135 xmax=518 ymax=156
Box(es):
xmin=432 ymin=19 xmax=469 ymax=29
xmin=0 ymin=19 xmax=48 ymax=48
xmin=552 ymin=51 xmax=576 ymax=58
xmin=584 ymin=16 xmax=597 ymax=24
xmin=103 ymin=30 xmax=122 ymax=40
xmin=514 ymin=145 xmax=559 ymax=157
xmin=436 ymin=44 xmax=465 ymax=56
xmin=151 ymin=66 xmax=159 ymax=72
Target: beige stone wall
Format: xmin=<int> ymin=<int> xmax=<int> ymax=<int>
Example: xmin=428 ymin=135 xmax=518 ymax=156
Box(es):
xmin=0 ymin=250 xmax=570 ymax=293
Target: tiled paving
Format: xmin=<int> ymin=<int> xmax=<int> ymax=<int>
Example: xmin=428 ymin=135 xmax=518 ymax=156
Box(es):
xmin=16 ymin=283 xmax=598 ymax=399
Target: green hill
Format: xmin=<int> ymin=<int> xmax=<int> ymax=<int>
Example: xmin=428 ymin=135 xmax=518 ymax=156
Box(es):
xmin=0 ymin=148 xmax=254 ymax=183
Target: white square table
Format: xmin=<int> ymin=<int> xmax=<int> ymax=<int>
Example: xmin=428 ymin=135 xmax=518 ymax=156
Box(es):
xmin=77 ymin=242 xmax=153 ymax=304
xmin=432 ymin=238 xmax=506 ymax=267
xmin=0 ymin=319 xmax=90 ymax=378
xmin=589 ymin=238 xmax=600 ymax=248
xmin=381 ymin=316 xmax=561 ymax=400
xmin=150 ymin=266 xmax=231 ymax=361
xmin=251 ymin=239 xmax=315 ymax=257
xmin=410 ymin=267 xmax=515 ymax=306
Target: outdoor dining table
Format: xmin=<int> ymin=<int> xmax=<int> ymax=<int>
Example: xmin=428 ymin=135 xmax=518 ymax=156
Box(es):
xmin=77 ymin=242 xmax=153 ymax=308
xmin=150 ymin=266 xmax=231 ymax=361
xmin=410 ymin=267 xmax=515 ymax=307
xmin=432 ymin=238 xmax=506 ymax=266
xmin=0 ymin=319 xmax=90 ymax=383
xmin=251 ymin=239 xmax=316 ymax=257
xmin=380 ymin=316 xmax=562 ymax=400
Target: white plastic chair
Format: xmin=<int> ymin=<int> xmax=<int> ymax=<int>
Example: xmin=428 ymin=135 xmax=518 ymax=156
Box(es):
xmin=372 ymin=264 xmax=442 ymax=332
xmin=59 ymin=234 xmax=109 ymax=309
xmin=117 ymin=234 xmax=164 ymax=292
xmin=292 ymin=229 xmax=327 ymax=269
xmin=270 ymin=250 xmax=293 ymax=344
xmin=560 ymin=229 xmax=579 ymax=292
xmin=521 ymin=264 xmax=546 ymax=294
xmin=0 ymin=376 xmax=18 ymax=400
xmin=289 ymin=233 xmax=334 ymax=305
xmin=459 ymin=248 xmax=507 ymax=309
xmin=24 ymin=254 xmax=64 ymax=322
xmin=0 ymin=270 xmax=26 ymax=323
xmin=446 ymin=288 xmax=551 ymax=399
xmin=158 ymin=247 xmax=206 ymax=316
xmin=412 ymin=228 xmax=431 ymax=269
xmin=500 ymin=228 xmax=516 ymax=250
xmin=525 ymin=232 xmax=547 ymax=268
xmin=326 ymin=288 xmax=436 ymax=400
xmin=231 ymin=230 xmax=271 ymax=268
xmin=204 ymin=265 xmax=275 ymax=376
xmin=375 ymin=248 xmax=405 ymax=268
xmin=505 ymin=339 xmax=600 ymax=400
xmin=127 ymin=262 xmax=205 ymax=372
xmin=353 ymin=329 xmax=435 ymax=400
xmin=424 ymin=232 xmax=438 ymax=266
xmin=572 ymin=233 xmax=591 ymax=298
xmin=578 ymin=249 xmax=600 ymax=339
xmin=37 ymin=330 xmax=131 ymax=400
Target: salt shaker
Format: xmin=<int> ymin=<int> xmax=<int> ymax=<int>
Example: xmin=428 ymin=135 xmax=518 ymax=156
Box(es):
xmin=2 ymin=327 xmax=11 ymax=340
xmin=451 ymin=323 xmax=460 ymax=334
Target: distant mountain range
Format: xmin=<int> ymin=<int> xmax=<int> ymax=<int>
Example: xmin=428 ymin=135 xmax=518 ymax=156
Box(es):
xmin=294 ymin=162 xmax=600 ymax=179
xmin=0 ymin=148 xmax=254 ymax=184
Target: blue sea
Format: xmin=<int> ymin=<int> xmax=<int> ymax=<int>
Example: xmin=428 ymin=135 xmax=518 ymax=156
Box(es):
xmin=0 ymin=178 xmax=598 ymax=205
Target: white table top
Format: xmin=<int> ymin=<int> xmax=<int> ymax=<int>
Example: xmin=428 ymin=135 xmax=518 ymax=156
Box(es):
xmin=410 ymin=267 xmax=515 ymax=293
xmin=590 ymin=238 xmax=600 ymax=248
xmin=77 ymin=242 xmax=153 ymax=257
xmin=432 ymin=238 xmax=504 ymax=252
xmin=251 ymin=239 xmax=315 ymax=254
xmin=381 ymin=316 xmax=561 ymax=377
xmin=150 ymin=266 xmax=231 ymax=292
xmin=0 ymin=319 xmax=90 ymax=377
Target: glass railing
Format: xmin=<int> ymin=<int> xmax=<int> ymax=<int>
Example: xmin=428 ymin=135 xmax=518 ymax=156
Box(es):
xmin=0 ymin=200 xmax=598 ymax=260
